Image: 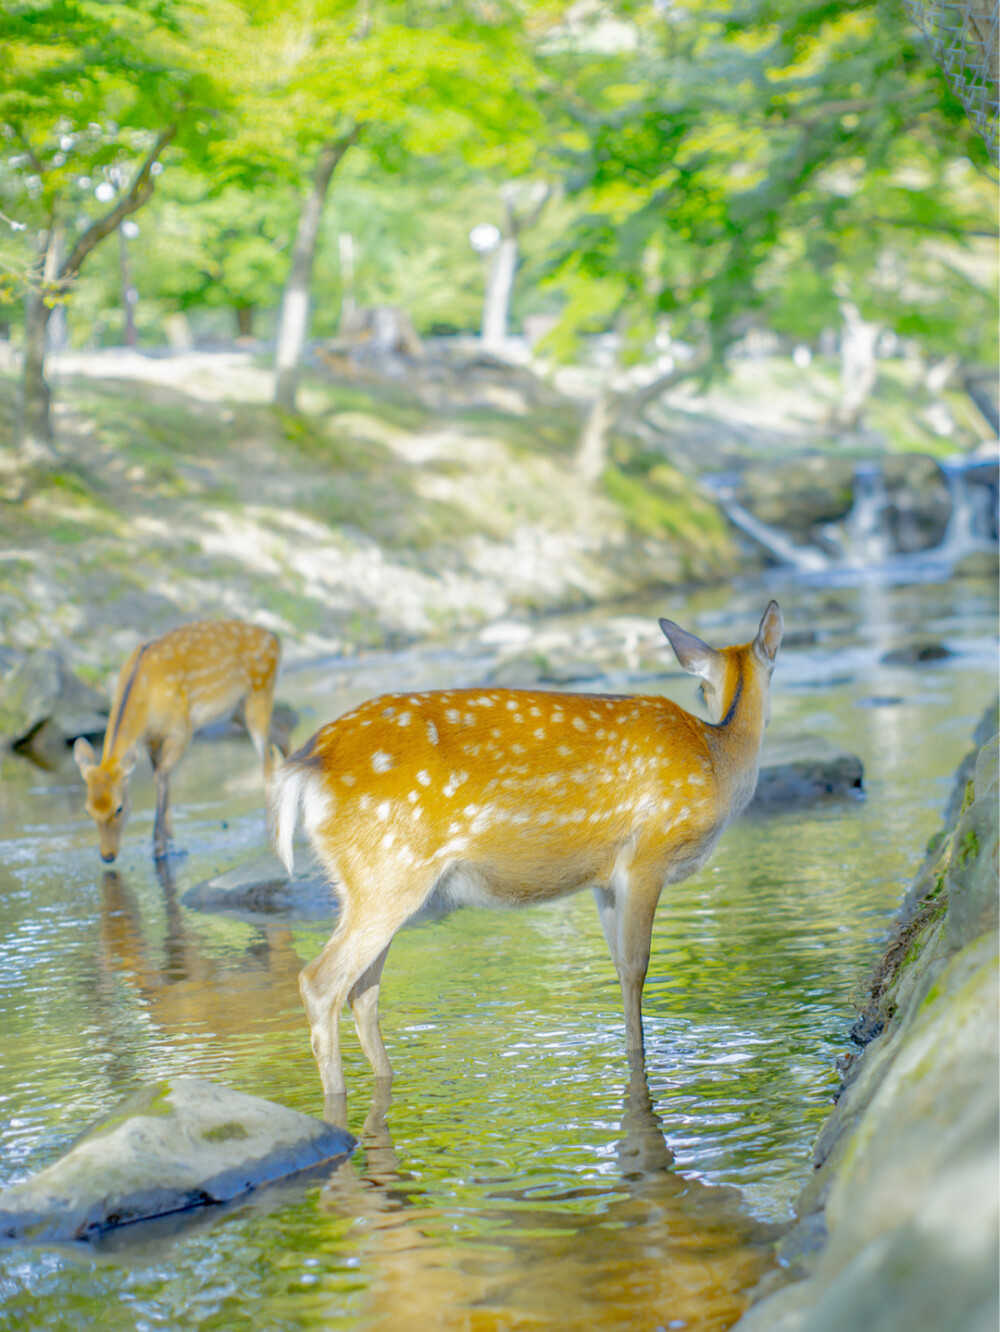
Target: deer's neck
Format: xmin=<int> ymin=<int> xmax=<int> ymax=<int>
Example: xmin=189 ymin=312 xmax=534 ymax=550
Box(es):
xmin=103 ymin=645 xmax=151 ymax=765
xmin=703 ymin=663 xmax=768 ymax=818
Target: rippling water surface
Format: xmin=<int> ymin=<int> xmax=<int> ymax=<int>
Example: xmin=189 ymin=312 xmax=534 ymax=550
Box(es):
xmin=0 ymin=572 xmax=996 ymax=1330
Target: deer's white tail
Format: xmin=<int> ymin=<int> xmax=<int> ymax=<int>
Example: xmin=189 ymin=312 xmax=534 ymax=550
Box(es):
xmin=271 ymin=758 xmax=337 ymax=877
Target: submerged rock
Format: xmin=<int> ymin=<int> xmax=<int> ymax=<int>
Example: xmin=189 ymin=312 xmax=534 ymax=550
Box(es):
xmin=182 ymin=852 xmax=335 ymax=920
xmin=0 ymin=650 xmax=109 ymax=754
xmin=0 ymin=1078 xmax=354 ymax=1243
xmin=751 ymin=736 xmax=864 ymax=812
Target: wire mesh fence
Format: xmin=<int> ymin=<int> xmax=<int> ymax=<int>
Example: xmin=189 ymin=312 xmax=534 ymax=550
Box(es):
xmin=904 ymin=0 xmax=999 ymax=162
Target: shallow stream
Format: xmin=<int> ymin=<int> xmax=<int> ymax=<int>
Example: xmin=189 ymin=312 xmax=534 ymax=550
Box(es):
xmin=1 ymin=570 xmax=997 ymax=1330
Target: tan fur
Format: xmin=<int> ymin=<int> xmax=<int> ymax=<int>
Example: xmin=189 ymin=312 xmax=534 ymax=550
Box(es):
xmin=75 ymin=619 xmax=286 ymax=862
xmin=272 ymin=603 xmax=783 ymax=1098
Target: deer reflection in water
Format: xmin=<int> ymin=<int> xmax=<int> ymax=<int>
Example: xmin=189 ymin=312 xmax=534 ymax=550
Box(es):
xmin=317 ymin=1065 xmax=780 ymax=1332
xmin=96 ymin=862 xmax=306 ymax=1069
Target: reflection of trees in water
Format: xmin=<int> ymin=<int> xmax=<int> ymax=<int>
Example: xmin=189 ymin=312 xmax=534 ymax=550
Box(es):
xmin=318 ymin=1063 xmax=780 ymax=1332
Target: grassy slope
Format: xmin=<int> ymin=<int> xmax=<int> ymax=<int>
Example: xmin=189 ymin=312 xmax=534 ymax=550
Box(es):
xmin=0 ymin=357 xmax=739 ymax=684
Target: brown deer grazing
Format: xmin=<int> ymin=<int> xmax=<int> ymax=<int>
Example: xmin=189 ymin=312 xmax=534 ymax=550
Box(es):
xmin=271 ymin=603 xmax=783 ymax=1098
xmin=75 ymin=619 xmax=286 ymax=862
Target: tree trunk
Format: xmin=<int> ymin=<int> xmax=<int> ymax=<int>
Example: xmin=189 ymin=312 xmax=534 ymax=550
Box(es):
xmin=14 ymin=124 xmax=177 ymax=461
xmin=18 ymin=287 xmax=55 ymax=463
xmin=235 ymin=305 xmax=254 ymax=338
xmin=482 ymin=236 xmax=519 ymax=349
xmin=573 ymin=348 xmax=712 ymax=484
xmin=119 ymin=225 xmax=137 ymax=348
xmin=574 ymin=390 xmax=620 ymax=483
xmin=836 ymin=300 xmax=880 ymax=429
xmin=274 ymin=128 xmax=359 ymax=412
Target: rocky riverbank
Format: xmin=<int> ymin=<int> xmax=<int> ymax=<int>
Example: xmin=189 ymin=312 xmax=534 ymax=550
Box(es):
xmin=733 ymin=707 xmax=999 ymax=1332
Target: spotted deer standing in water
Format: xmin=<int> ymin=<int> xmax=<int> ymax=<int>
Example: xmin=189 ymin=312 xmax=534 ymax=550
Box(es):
xmin=272 ymin=603 xmax=783 ymax=1097
xmin=75 ymin=619 xmax=286 ymax=862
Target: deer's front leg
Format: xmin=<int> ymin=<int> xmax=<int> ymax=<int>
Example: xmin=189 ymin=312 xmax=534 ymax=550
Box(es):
xmin=615 ymin=872 xmax=663 ymax=1055
xmin=149 ymin=725 xmax=191 ymax=860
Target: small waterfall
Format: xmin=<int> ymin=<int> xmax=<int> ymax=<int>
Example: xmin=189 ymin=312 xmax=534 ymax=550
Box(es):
xmin=936 ymin=457 xmax=999 ymax=559
xmin=842 ymin=463 xmax=894 ymax=566
xmin=705 ymin=453 xmax=997 ymax=581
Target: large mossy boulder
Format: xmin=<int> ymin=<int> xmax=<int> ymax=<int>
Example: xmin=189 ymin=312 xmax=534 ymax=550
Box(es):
xmin=736 ymin=456 xmax=857 ymax=537
xmin=0 ymin=1078 xmax=354 ymax=1243
xmin=0 ymin=649 xmax=108 ymax=754
xmin=734 ymin=729 xmax=999 ymax=1332
xmin=879 ymin=454 xmax=951 ymax=553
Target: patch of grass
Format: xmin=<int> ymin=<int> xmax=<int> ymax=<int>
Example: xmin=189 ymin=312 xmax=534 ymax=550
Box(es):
xmin=603 ymin=455 xmax=733 ymax=553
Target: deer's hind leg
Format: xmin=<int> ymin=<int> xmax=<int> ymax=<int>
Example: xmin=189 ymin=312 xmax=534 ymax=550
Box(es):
xmin=299 ymin=862 xmax=437 ymax=1097
xmin=242 ymin=681 xmax=281 ymax=786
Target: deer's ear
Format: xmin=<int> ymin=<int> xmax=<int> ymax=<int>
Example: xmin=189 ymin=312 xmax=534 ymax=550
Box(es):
xmin=74 ymin=737 xmax=97 ymax=776
xmin=659 ymin=618 xmax=724 ymax=685
xmin=754 ymin=601 xmax=784 ymax=664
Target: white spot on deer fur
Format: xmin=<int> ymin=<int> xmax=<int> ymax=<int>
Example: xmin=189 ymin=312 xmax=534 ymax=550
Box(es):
xmin=557 ymin=744 xmax=572 ymax=757
xmin=341 ymin=773 xmax=357 ymax=786
xmin=426 ymin=721 xmax=439 ymax=745
xmin=397 ymin=711 xmax=412 ymax=727
xmin=377 ymin=800 xmax=391 ymax=820
xmin=360 ymin=794 xmax=372 ymax=811
xmin=382 ymin=705 xmax=396 ymax=719
xmin=533 ymin=728 xmax=546 ymax=739
xmin=382 ymin=831 xmax=395 ymax=849
xmin=443 ymin=771 xmax=468 ymax=797
xmin=372 ymin=751 xmax=394 ymax=772
xmin=445 ymin=709 xmax=461 ymax=724
xmin=572 ymin=717 xmax=587 ymax=732
xmin=407 ymin=790 xmax=419 ymax=804
xmin=510 ymin=742 xmax=525 ymax=755
xmin=417 ymin=770 xmax=431 ymax=786
xmin=505 ymin=699 xmax=518 ymax=711
xmin=475 ymin=695 xmax=495 ymax=707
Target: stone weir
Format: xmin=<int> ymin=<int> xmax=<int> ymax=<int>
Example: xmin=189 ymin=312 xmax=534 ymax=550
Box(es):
xmin=733 ymin=705 xmax=999 ymax=1332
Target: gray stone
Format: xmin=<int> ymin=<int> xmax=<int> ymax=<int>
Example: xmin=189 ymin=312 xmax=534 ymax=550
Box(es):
xmin=880 ymin=640 xmax=953 ymax=666
xmin=182 ymin=852 xmax=335 ymax=921
xmin=751 ymin=735 xmax=864 ymax=812
xmin=0 ymin=649 xmax=108 ymax=750
xmin=0 ymin=1077 xmax=354 ymax=1243
xmin=879 ymin=454 xmax=951 ymax=553
xmin=737 ymin=456 xmax=856 ymax=537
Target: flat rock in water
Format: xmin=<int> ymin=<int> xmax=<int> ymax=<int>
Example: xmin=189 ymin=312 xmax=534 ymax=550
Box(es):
xmin=880 ymin=640 xmax=953 ymax=666
xmin=182 ymin=852 xmax=335 ymax=920
xmin=0 ymin=1078 xmax=354 ymax=1243
xmin=752 ymin=735 xmax=864 ymax=812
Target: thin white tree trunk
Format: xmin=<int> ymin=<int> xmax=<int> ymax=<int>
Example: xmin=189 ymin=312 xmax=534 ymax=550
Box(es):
xmin=836 ymin=300 xmax=880 ymax=429
xmin=274 ymin=129 xmax=358 ymax=412
xmin=482 ymin=237 xmax=518 ymax=349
